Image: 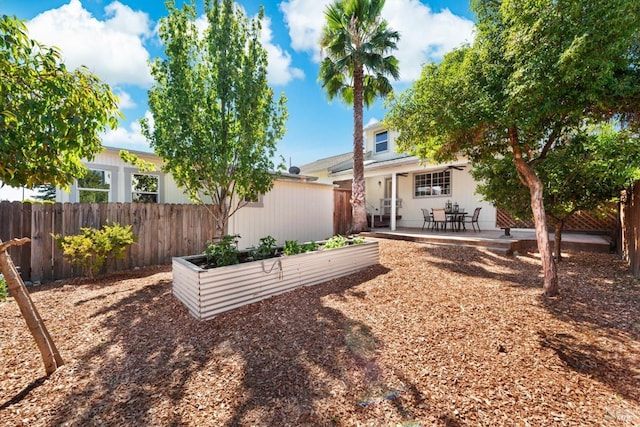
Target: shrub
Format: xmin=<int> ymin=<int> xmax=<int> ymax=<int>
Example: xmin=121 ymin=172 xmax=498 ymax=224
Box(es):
xmin=204 ymin=234 xmax=240 ymax=267
xmin=54 ymin=223 xmax=135 ymax=278
xmin=250 ymin=235 xmax=278 ymax=260
xmin=0 ymin=274 xmax=7 ymax=302
xmin=283 ymin=240 xmax=301 ymax=256
xmin=322 ymin=235 xmax=349 ymax=250
xmin=301 ymin=241 xmax=319 ymax=252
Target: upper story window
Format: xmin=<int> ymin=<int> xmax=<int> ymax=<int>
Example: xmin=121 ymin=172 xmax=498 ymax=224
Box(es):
xmin=132 ymin=174 xmax=159 ymax=203
xmin=77 ymin=169 xmax=111 ymax=203
xmin=374 ymin=131 xmax=388 ymax=153
xmin=414 ymin=170 xmax=451 ymax=197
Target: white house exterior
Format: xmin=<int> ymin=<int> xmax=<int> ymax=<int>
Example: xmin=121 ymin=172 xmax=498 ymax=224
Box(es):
xmin=301 ymin=121 xmax=498 ymax=231
xmin=56 ymin=146 xmax=334 ymax=249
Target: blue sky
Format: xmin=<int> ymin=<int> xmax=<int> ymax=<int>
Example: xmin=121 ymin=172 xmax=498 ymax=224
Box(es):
xmin=1 ymin=0 xmax=475 ymax=171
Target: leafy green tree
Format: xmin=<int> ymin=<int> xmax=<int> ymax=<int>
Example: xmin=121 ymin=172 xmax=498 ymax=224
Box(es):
xmin=385 ymin=0 xmax=640 ymax=296
xmin=1 ymin=17 xmax=120 ymax=189
xmin=142 ymin=0 xmax=287 ymax=241
xmin=472 ymin=126 xmax=640 ymax=261
xmin=319 ymin=0 xmax=399 ymax=233
xmin=33 ymin=183 xmax=56 ymax=201
xmin=0 ymin=15 xmax=120 ymax=375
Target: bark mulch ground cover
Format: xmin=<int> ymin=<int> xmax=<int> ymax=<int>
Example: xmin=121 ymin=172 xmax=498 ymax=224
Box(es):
xmin=1 ymin=239 xmax=639 ymax=426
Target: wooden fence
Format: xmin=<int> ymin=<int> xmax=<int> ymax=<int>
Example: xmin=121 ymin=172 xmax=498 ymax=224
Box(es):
xmin=333 ymin=189 xmax=352 ymax=235
xmin=0 ymin=201 xmax=216 ymax=282
xmin=621 ymin=181 xmax=640 ymax=276
xmin=496 ymin=207 xmax=618 ymax=232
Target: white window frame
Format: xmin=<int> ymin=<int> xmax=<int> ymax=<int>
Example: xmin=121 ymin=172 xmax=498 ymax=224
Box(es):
xmin=414 ymin=170 xmax=451 ymax=198
xmin=243 ymin=193 xmax=264 ymax=208
xmin=75 ymin=167 xmax=116 ymax=203
xmin=131 ymin=173 xmax=160 ymax=203
xmin=374 ymin=131 xmax=389 ymax=153
xmin=124 ymin=168 xmax=164 ymax=203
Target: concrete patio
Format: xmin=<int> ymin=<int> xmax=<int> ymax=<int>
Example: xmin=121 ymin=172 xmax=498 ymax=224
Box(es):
xmin=360 ymin=227 xmax=612 ymax=255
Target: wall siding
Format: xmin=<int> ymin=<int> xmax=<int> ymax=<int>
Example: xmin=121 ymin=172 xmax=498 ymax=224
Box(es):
xmin=229 ymin=179 xmax=334 ymax=250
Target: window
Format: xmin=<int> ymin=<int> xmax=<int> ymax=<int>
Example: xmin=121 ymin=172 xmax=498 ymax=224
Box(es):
xmin=375 ymin=131 xmax=388 ymax=153
xmin=132 ymin=174 xmax=159 ymax=203
xmin=414 ymin=170 xmax=451 ymax=197
xmin=243 ymin=192 xmax=263 ymax=207
xmin=78 ymin=169 xmax=110 ymax=203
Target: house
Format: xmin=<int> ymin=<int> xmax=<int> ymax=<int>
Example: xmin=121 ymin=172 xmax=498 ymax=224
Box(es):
xmin=301 ymin=121 xmax=497 ymax=231
xmin=55 ymin=146 xmax=335 ymax=249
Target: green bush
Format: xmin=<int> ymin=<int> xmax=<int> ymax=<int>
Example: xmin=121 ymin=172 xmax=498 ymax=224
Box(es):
xmin=250 ymin=235 xmax=278 ymax=260
xmin=0 ymin=274 xmax=7 ymax=302
xmin=283 ymin=240 xmax=301 ymax=256
xmin=54 ymin=223 xmax=135 ymax=278
xmin=301 ymin=241 xmax=319 ymax=252
xmin=204 ymin=234 xmax=240 ymax=267
xmin=322 ymin=235 xmax=349 ymax=250
xmin=284 ymin=240 xmax=320 ymax=255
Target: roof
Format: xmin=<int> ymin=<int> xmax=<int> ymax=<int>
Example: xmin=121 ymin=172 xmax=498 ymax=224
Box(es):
xmin=329 ymin=154 xmax=419 ymax=176
xmin=299 ymin=152 xmax=353 ymax=174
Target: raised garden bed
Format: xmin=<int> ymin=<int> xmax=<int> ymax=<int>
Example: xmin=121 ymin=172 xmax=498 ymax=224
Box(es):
xmin=172 ymin=239 xmax=379 ymax=320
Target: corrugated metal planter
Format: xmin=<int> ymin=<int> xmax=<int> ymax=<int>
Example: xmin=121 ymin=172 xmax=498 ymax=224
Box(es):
xmin=172 ymin=239 xmax=379 ymax=320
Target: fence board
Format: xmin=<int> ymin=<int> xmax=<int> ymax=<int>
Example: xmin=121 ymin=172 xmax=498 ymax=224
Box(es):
xmin=334 ymin=189 xmax=352 ymax=235
xmin=621 ymin=182 xmax=640 ymax=276
xmin=52 ymin=203 xmax=65 ymax=279
xmin=2 ymin=201 xmax=330 ymax=281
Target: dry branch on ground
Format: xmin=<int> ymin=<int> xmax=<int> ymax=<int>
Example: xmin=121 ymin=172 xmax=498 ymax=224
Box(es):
xmin=1 ymin=240 xmax=639 ymax=426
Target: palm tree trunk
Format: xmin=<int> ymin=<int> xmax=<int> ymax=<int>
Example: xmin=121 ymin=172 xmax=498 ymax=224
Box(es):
xmin=0 ymin=238 xmax=64 ymax=376
xmin=351 ymin=63 xmax=368 ymax=233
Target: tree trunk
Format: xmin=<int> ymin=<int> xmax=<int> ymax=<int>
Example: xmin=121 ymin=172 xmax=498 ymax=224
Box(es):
xmin=0 ymin=239 xmax=64 ymax=376
xmin=511 ymin=130 xmax=559 ymax=296
xmin=351 ymin=62 xmax=368 ymax=233
xmin=554 ymin=221 xmax=564 ymax=263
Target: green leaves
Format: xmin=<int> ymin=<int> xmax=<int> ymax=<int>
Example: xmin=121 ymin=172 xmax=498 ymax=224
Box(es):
xmin=0 ymin=15 xmax=121 ymax=189
xmin=318 ymin=0 xmax=400 ymax=106
xmin=143 ymin=0 xmax=287 ymax=238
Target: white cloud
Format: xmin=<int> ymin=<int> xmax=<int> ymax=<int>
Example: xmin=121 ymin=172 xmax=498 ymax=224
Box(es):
xmin=26 ymin=0 xmax=153 ymax=87
xmin=114 ymin=89 xmax=136 ymax=109
xmin=279 ymin=0 xmax=475 ymax=82
xmin=102 ymin=111 xmax=153 ymax=152
xmin=259 ymin=16 xmax=304 ymax=85
xmin=383 ymin=0 xmax=475 ymax=82
xmin=279 ymin=0 xmax=331 ymax=62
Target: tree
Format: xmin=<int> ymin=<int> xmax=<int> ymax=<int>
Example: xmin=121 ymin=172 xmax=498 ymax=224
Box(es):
xmin=471 ymin=126 xmax=640 ymax=262
xmin=141 ymin=0 xmax=287 ymax=241
xmin=385 ymin=0 xmax=640 ymax=296
xmin=33 ymin=183 xmax=56 ymax=201
xmin=319 ymin=0 xmax=399 ymax=233
xmin=0 ymin=15 xmax=120 ymax=375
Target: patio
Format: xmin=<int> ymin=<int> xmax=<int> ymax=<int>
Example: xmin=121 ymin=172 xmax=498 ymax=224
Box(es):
xmin=361 ymin=227 xmax=612 ymax=255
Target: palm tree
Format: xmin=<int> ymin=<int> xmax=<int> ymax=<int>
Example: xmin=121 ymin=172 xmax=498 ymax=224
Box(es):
xmin=319 ymin=0 xmax=400 ymax=233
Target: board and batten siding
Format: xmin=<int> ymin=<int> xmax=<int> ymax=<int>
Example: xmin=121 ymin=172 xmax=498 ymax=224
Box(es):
xmin=229 ymin=178 xmax=334 ymax=250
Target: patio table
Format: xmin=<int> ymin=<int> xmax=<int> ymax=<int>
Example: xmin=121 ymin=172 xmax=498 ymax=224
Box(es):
xmin=445 ymin=210 xmax=467 ymax=231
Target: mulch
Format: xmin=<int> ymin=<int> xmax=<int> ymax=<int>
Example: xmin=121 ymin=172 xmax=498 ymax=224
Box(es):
xmin=1 ymin=240 xmax=639 ymax=426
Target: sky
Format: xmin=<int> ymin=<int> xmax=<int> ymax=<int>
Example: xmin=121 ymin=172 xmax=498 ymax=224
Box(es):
xmin=0 ymin=0 xmax=475 ymax=199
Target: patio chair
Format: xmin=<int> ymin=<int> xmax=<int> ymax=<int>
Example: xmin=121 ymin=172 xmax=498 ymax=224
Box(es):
xmin=421 ymin=208 xmax=432 ymax=230
xmin=463 ymin=207 xmax=482 ymax=231
xmin=431 ymin=208 xmax=448 ymax=231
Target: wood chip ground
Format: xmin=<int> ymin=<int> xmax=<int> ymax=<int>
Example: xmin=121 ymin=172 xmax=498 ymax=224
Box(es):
xmin=1 ymin=240 xmax=639 ymax=426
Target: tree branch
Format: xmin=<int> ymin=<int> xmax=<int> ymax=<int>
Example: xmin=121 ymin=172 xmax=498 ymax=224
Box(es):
xmin=0 ymin=238 xmax=31 ymax=252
